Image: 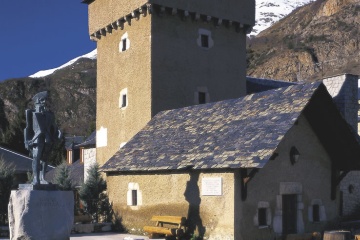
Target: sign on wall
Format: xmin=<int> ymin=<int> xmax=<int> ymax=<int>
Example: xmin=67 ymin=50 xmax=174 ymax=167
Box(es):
xmin=202 ymin=177 xmax=222 ymax=196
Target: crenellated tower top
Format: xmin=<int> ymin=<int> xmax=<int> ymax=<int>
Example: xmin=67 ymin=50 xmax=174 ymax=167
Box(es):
xmin=83 ymin=0 xmax=255 ymax=41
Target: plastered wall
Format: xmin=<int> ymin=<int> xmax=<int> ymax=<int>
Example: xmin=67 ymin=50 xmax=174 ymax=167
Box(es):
xmin=88 ymin=0 xmax=147 ymax=34
xmin=107 ymin=171 xmax=236 ymax=239
xmin=151 ymin=14 xmax=247 ymax=114
xmin=87 ymin=0 xmax=255 ymax=35
xmin=96 ymin=16 xmax=152 ymax=166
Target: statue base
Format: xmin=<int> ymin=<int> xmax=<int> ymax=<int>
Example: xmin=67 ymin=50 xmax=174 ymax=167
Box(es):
xmin=18 ymin=183 xmax=58 ymax=191
xmin=8 ymin=189 xmax=74 ymax=240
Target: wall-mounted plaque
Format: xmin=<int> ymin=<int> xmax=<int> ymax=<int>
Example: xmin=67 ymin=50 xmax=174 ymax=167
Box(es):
xmin=202 ymin=177 xmax=222 ymax=196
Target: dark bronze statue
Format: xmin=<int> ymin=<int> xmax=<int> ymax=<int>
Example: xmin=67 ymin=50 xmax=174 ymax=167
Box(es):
xmin=24 ymin=91 xmax=61 ymax=185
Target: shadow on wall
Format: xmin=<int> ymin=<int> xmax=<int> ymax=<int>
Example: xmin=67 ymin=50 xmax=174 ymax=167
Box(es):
xmin=184 ymin=171 xmax=206 ymax=239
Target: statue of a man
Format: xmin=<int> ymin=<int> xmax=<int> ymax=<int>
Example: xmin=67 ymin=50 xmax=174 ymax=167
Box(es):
xmin=24 ymin=91 xmax=61 ymax=185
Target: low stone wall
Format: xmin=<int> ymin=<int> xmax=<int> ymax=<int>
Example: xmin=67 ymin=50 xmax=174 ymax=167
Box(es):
xmin=72 ymin=222 xmax=112 ymax=234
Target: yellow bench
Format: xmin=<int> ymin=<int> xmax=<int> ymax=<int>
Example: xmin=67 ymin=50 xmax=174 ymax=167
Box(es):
xmin=143 ymin=216 xmax=186 ymax=239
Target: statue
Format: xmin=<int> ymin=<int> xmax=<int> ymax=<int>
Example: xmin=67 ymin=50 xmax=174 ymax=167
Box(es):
xmin=24 ymin=91 xmax=62 ymax=185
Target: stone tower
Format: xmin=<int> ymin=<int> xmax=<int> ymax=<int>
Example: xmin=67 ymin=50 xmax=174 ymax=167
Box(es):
xmin=82 ymin=0 xmax=255 ymax=165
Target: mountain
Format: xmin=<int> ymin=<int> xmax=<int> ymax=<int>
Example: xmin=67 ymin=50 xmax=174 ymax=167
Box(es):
xmin=1 ymin=0 xmax=352 ymax=155
xmin=247 ymin=0 xmax=360 ymax=82
xmin=29 ymin=49 xmax=97 ymax=78
xmin=252 ymin=0 xmax=313 ymax=35
xmin=0 ymin=52 xmax=97 ymax=155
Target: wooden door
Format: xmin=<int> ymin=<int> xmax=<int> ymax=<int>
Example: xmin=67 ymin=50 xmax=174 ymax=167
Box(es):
xmin=282 ymin=194 xmax=297 ymax=235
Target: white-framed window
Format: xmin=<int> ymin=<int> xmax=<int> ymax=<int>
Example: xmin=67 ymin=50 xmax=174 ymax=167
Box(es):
xmin=127 ymin=182 xmax=142 ymax=209
xmin=194 ymin=87 xmax=210 ymax=104
xmin=119 ymin=32 xmax=130 ymax=52
xmin=197 ymin=29 xmax=214 ymax=49
xmin=119 ymin=88 xmax=128 ymax=109
xmin=254 ymin=201 xmax=272 ymax=228
xmin=308 ymin=199 xmax=326 ymax=222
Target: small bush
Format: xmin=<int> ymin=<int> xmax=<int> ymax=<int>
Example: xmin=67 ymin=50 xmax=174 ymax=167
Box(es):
xmin=0 ymin=157 xmax=15 ymax=225
xmin=79 ymin=163 xmax=107 ymax=223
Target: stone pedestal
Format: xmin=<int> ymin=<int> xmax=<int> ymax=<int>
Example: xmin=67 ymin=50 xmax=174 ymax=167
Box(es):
xmin=8 ymin=189 xmax=74 ymax=240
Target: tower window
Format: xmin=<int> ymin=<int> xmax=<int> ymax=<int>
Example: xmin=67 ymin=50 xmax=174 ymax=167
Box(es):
xmin=197 ymin=29 xmax=213 ymax=49
xmin=195 ymin=87 xmax=209 ymax=104
xmin=122 ymin=39 xmax=127 ymax=52
xmin=119 ymin=32 xmax=130 ymax=52
xmin=198 ymin=92 xmax=206 ymax=104
xmin=122 ymin=94 xmax=127 ymax=108
xmin=119 ymin=88 xmax=128 ymax=109
xmin=201 ymin=34 xmax=209 ymax=48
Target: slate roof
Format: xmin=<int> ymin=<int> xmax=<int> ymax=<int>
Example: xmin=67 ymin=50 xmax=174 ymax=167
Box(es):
xmin=0 ymin=146 xmax=33 ymax=173
xmin=104 ymin=82 xmax=357 ymax=172
xmin=45 ymin=160 xmax=84 ymax=187
xmin=0 ymin=146 xmax=55 ymax=173
xmin=65 ymin=136 xmax=85 ymax=150
xmin=76 ymin=131 xmax=96 ymax=148
xmin=246 ymin=76 xmax=298 ymax=94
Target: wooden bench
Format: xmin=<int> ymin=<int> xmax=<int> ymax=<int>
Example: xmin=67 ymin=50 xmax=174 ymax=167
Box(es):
xmin=143 ymin=216 xmax=186 ymax=239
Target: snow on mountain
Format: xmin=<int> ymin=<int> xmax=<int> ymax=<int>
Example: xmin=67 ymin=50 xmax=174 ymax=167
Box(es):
xmin=29 ymin=49 xmax=97 ymax=78
xmin=252 ymin=0 xmax=314 ymax=35
xmin=28 ymin=1 xmax=312 ymax=77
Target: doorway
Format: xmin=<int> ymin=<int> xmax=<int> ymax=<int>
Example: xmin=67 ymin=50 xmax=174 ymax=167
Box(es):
xmin=282 ymin=194 xmax=297 ymax=235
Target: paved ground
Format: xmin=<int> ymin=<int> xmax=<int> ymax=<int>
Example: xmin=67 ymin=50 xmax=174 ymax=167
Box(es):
xmin=1 ymin=232 xmax=158 ymax=240
xmin=70 ymin=233 xmax=151 ymax=239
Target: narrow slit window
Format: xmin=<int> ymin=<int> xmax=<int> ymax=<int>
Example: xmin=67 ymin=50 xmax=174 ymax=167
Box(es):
xmin=201 ymin=34 xmax=209 ymax=48
xmin=132 ymin=190 xmax=138 ymax=206
xmin=122 ymin=39 xmax=127 ymax=52
xmin=122 ymin=94 xmax=127 ymax=108
xmin=258 ymin=208 xmax=267 ymax=226
xmin=198 ymin=92 xmax=206 ymax=104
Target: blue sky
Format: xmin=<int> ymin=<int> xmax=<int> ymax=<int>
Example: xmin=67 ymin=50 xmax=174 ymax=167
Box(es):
xmin=0 ymin=1 xmax=96 ymax=81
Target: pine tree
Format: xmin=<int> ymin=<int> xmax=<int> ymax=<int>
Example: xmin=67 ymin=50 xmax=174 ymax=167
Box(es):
xmin=79 ymin=163 xmax=107 ymax=222
xmin=54 ymin=162 xmax=73 ymax=191
xmin=0 ymin=157 xmax=15 ymax=225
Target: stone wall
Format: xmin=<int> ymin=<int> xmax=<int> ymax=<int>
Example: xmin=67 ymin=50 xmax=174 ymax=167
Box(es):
xmin=323 ymin=74 xmax=359 ymax=133
xmin=340 ymin=171 xmax=360 ymax=217
xmin=237 ymin=114 xmax=337 ymax=239
xmin=84 ymin=148 xmax=96 ymax=182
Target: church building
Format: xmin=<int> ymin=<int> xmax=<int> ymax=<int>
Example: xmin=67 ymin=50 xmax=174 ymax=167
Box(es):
xmin=82 ymin=0 xmax=255 ymax=166
xmin=82 ymin=0 xmax=360 ymax=239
